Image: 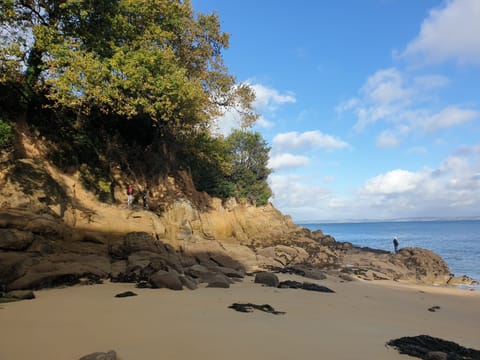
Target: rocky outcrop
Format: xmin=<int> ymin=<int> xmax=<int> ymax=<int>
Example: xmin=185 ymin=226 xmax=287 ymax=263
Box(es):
xmin=337 ymin=245 xmax=461 ymax=285
xmin=0 ymin=156 xmax=472 ymax=291
xmin=0 ymin=201 xmax=467 ymax=290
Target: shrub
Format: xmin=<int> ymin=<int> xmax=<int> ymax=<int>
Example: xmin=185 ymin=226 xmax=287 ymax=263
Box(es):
xmin=0 ymin=118 xmax=13 ymax=148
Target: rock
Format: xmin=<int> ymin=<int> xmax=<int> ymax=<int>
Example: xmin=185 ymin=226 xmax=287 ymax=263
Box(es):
xmin=79 ymin=350 xmax=117 ymax=360
xmin=257 ymin=245 xmax=309 ymax=267
xmin=0 ymin=252 xmax=39 ymax=286
xmin=179 ymin=275 xmax=198 ymax=290
xmin=447 ymin=275 xmax=479 ymax=286
xmin=301 ymin=282 xmax=335 ymax=293
xmin=115 ymin=291 xmax=137 ymax=298
xmin=277 ymin=280 xmax=335 ymax=293
xmin=136 ymin=280 xmax=151 ymax=288
xmin=185 ymin=264 xmax=210 ymax=279
xmin=206 ymin=274 xmax=230 ymax=288
xmin=216 ymin=266 xmax=245 ymax=279
xmin=425 ymin=352 xmax=448 ymax=360
xmin=272 ymin=266 xmax=327 ymax=280
xmin=338 ymin=273 xmax=355 ymax=282
xmin=109 ymin=260 xmax=127 ymax=281
xmin=0 ymin=289 xmax=36 ymax=303
xmin=397 ymin=248 xmax=451 ymax=284
xmin=124 ymin=232 xmax=160 ymax=254
xmin=228 ymin=303 xmax=285 ymax=315
xmin=0 ymin=229 xmax=34 ymax=250
xmin=278 ymin=280 xmax=303 ymax=289
xmin=254 ymin=272 xmax=279 ymax=287
xmin=318 ymin=235 xmax=336 ymax=246
xmin=6 ymin=290 xmax=35 ymax=300
xmin=7 ymin=254 xmax=111 ymax=290
xmin=149 ymin=270 xmax=183 ymax=290
xmin=387 ymin=335 xmax=480 ymax=359
xmin=428 ymin=306 xmax=441 ymax=312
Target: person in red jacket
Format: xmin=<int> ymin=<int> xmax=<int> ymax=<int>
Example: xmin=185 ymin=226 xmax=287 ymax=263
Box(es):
xmin=127 ymin=184 xmax=133 ymax=206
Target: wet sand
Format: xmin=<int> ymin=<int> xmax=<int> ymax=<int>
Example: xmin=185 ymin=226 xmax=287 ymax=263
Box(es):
xmin=1 ymin=275 xmax=479 ymax=360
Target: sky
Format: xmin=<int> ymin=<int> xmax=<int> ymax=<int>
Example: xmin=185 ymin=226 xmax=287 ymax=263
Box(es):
xmin=191 ymin=0 xmax=480 ymax=222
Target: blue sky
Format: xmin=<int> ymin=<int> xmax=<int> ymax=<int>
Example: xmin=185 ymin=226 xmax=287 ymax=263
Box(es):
xmin=192 ymin=0 xmax=480 ymax=222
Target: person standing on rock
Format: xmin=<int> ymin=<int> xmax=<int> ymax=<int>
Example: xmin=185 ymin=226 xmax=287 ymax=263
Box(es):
xmin=127 ymin=184 xmax=133 ymax=206
xmin=393 ymin=237 xmax=399 ymax=253
xmin=142 ymin=188 xmax=148 ymax=209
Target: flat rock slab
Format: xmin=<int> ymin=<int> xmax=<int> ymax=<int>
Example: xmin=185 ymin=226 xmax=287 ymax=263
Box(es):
xmin=278 ymin=280 xmax=335 ymax=293
xmin=387 ymin=335 xmax=480 ymax=359
xmin=0 ymin=290 xmax=35 ymax=303
xmin=114 ymin=291 xmax=137 ymax=298
xmin=229 ymin=303 xmax=285 ymax=315
xmin=79 ymin=350 xmax=117 ymax=360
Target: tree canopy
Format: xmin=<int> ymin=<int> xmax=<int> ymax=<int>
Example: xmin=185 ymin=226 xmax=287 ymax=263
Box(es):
xmin=0 ymin=0 xmax=272 ymax=206
xmin=0 ymin=0 xmax=256 ymax=129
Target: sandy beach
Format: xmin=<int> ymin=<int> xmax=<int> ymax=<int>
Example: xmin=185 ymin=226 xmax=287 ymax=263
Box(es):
xmin=1 ymin=275 xmax=479 ymax=360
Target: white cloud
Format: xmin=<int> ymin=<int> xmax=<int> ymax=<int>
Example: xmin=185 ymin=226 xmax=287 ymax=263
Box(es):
xmin=339 ymin=67 xmax=478 ymax=141
xmin=212 ymin=109 xmax=242 ymax=136
xmin=269 ymin=174 xmax=334 ymax=219
xmin=376 ymin=130 xmax=401 ymax=148
xmin=402 ymin=0 xmax=480 ymax=65
xmin=361 ymin=68 xmax=411 ymax=105
xmin=406 ymin=146 xmax=428 ymax=155
xmin=363 ymin=169 xmax=424 ymax=194
xmin=213 ymin=82 xmax=294 ymax=136
xmin=270 ymin=145 xmax=480 ymax=221
xmin=272 ymin=130 xmax=350 ymax=152
xmin=420 ymin=106 xmax=479 ymax=132
xmin=413 ymin=75 xmax=450 ymax=90
xmin=250 ymin=83 xmax=296 ymax=111
xmin=268 ymin=153 xmax=309 ymax=170
xmin=255 ymin=115 xmax=274 ymax=129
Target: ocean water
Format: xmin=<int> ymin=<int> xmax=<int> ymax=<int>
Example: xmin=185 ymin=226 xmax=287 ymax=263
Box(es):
xmin=298 ymin=220 xmax=480 ymax=285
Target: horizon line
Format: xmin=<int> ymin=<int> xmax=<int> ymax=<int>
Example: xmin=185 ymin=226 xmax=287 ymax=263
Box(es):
xmin=294 ymin=216 xmax=480 ymax=224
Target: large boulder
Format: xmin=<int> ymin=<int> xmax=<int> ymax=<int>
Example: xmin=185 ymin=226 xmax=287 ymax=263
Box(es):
xmin=0 ymin=229 xmax=35 ymax=251
xmin=7 ymin=254 xmax=111 ymax=290
xmin=397 ymin=247 xmax=451 ymax=284
xmin=149 ymin=270 xmax=183 ymax=290
xmin=254 ymin=272 xmax=279 ymax=287
xmin=206 ymin=274 xmax=231 ymax=288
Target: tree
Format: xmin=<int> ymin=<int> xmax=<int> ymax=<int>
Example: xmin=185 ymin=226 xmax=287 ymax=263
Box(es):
xmin=225 ymin=129 xmax=272 ymax=205
xmin=0 ymin=0 xmax=257 ymax=133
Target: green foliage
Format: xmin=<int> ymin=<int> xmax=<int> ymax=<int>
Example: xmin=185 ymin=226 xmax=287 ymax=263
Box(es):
xmin=225 ymin=129 xmax=272 ymax=205
xmin=0 ymin=0 xmax=266 ymax=206
xmin=185 ymin=129 xmax=272 ymax=205
xmin=0 ymin=0 xmax=257 ymax=133
xmin=182 ymin=130 xmax=234 ymax=198
xmin=0 ymin=118 xmax=13 ymax=148
xmin=78 ymin=164 xmax=112 ymax=203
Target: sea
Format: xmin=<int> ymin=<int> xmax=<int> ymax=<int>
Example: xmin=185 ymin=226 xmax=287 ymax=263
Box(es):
xmin=298 ymin=220 xmax=480 ymax=288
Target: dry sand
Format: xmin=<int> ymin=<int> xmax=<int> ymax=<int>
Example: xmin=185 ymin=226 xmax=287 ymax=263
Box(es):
xmin=1 ymin=275 xmax=479 ymax=360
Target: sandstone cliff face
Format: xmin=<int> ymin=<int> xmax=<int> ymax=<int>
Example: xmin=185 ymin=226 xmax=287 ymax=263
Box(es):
xmin=0 ymin=156 xmax=474 ymax=292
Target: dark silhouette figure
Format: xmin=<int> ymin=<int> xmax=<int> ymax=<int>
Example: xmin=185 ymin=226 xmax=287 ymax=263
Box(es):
xmin=142 ymin=188 xmax=148 ymax=209
xmin=393 ymin=237 xmax=399 ymax=253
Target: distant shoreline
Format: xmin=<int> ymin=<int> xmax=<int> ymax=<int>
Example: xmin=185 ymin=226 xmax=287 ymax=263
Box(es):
xmin=296 ymin=217 xmax=480 ymax=225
